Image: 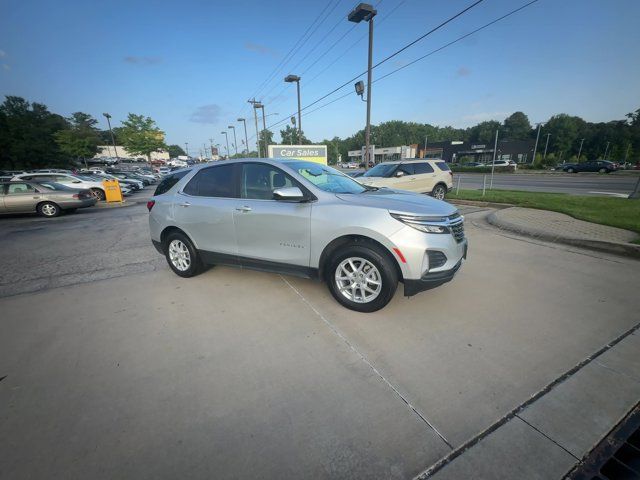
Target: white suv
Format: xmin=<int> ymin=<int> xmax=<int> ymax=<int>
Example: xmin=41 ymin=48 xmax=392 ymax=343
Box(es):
xmin=13 ymin=172 xmax=107 ymax=200
xmin=357 ymin=159 xmax=453 ymax=199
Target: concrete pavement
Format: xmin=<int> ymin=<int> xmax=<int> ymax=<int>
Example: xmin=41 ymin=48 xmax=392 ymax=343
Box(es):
xmin=2 ymin=204 xmax=640 ymax=478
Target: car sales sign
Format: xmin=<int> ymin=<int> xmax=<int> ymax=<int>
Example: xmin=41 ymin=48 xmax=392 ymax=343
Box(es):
xmin=268 ymin=145 xmax=328 ymax=165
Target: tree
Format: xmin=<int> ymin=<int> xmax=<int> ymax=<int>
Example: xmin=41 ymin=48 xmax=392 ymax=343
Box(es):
xmin=468 ymin=120 xmax=500 ymax=144
xmin=258 ymin=129 xmax=274 ymax=154
xmin=167 ymin=144 xmax=186 ymax=158
xmin=114 ymin=113 xmax=166 ymax=161
xmin=0 ymin=96 xmax=69 ymax=169
xmin=280 ymin=125 xmax=310 ymax=145
xmin=54 ymin=112 xmax=101 ymax=166
xmin=502 ymin=112 xmax=532 ymax=140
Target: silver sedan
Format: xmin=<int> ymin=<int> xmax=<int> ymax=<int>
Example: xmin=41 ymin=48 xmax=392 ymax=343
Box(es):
xmin=0 ymin=181 xmax=97 ymax=217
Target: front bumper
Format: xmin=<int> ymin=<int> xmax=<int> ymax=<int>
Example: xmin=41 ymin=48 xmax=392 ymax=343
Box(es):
xmin=403 ymin=243 xmax=467 ymax=296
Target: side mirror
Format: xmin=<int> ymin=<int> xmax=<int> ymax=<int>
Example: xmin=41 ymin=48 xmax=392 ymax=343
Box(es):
xmin=72 ymin=180 xmax=81 ymax=183
xmin=394 ymin=170 xmax=405 ymax=177
xmin=273 ymin=186 xmax=306 ymax=202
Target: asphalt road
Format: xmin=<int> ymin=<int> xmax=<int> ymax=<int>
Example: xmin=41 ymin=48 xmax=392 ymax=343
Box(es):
xmin=1 ymin=195 xmax=640 ymax=478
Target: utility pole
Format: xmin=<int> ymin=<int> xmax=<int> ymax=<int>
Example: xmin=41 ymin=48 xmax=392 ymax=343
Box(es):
xmin=102 ymin=113 xmax=119 ymax=162
xmin=209 ymin=138 xmax=214 ymax=159
xmin=577 ymin=138 xmax=585 ymax=163
xmin=221 ymin=131 xmax=229 ymax=159
xmin=543 ymin=133 xmax=551 ymax=160
xmin=424 ymin=136 xmax=428 ymax=158
xmin=603 ymin=141 xmax=610 ymax=160
xmin=248 ymin=99 xmax=261 ymax=157
xmin=624 ymin=143 xmax=631 ymax=165
xmin=184 ymin=142 xmax=189 ymax=157
xmin=490 ymin=129 xmax=499 ymax=189
xmin=531 ymin=123 xmax=542 ymax=166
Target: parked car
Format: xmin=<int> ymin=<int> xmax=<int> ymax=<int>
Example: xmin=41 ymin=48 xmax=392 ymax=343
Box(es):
xmin=562 ymin=160 xmax=617 ymax=173
xmin=158 ymin=167 xmax=171 ymax=176
xmin=346 ymin=162 xmax=359 ymax=169
xmin=461 ymin=162 xmax=485 ymax=167
xmin=12 ymin=172 xmax=108 ymax=200
xmin=0 ymin=181 xmax=96 ymax=217
xmin=490 ymin=160 xmax=517 ymax=168
xmin=357 ymin=159 xmax=453 ymax=199
xmin=148 ymin=159 xmax=467 ymax=312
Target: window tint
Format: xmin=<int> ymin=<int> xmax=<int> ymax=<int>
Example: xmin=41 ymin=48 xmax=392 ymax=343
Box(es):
xmin=435 ymin=162 xmax=450 ymax=171
xmin=154 ymin=170 xmax=190 ymax=196
xmin=8 ymin=183 xmax=36 ymax=194
xmin=398 ymin=164 xmax=415 ymax=175
xmin=183 ymin=165 xmax=237 ymax=198
xmin=241 ymin=163 xmax=295 ymax=200
xmin=414 ymin=162 xmax=434 ymax=174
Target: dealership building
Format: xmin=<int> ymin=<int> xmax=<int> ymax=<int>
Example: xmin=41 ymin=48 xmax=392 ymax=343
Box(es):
xmin=348 ymin=140 xmax=536 ymax=164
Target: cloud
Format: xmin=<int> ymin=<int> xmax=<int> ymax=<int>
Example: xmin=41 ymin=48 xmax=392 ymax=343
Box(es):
xmin=0 ymin=50 xmax=6 ymax=58
xmin=123 ymin=56 xmax=162 ymax=65
xmin=462 ymin=111 xmax=509 ymax=122
xmin=190 ymin=104 xmax=223 ymax=124
xmin=244 ymin=42 xmax=277 ymax=57
xmin=2 ymin=64 xmax=10 ymax=71
xmin=456 ymin=66 xmax=471 ymax=77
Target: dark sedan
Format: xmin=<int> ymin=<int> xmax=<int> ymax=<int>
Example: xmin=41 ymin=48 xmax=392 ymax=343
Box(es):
xmin=0 ymin=181 xmax=96 ymax=217
xmin=562 ymin=160 xmax=617 ymax=173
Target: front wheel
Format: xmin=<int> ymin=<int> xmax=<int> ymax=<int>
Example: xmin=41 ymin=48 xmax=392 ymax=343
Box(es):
xmin=599 ymin=168 xmax=607 ymax=173
xmin=431 ymin=184 xmax=447 ymax=200
xmin=164 ymin=232 xmax=203 ymax=278
xmin=567 ymin=168 xmax=575 ymax=173
xmin=90 ymin=188 xmax=106 ymax=201
xmin=327 ymin=243 xmax=398 ymax=312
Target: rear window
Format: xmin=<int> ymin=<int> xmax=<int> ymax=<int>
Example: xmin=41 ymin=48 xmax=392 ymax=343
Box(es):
xmin=435 ymin=162 xmax=450 ymax=171
xmin=414 ymin=162 xmax=434 ymax=174
xmin=154 ymin=170 xmax=190 ymax=196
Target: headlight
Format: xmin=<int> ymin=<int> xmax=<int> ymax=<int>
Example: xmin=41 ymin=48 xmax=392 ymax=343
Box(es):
xmin=390 ymin=212 xmax=450 ymax=234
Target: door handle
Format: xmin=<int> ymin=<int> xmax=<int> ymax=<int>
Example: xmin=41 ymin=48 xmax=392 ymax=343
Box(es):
xmin=179 ymin=202 xmax=191 ymax=207
xmin=236 ymin=206 xmax=252 ymax=212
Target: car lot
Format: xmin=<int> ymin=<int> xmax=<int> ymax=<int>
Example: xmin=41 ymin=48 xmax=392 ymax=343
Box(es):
xmin=1 ymin=198 xmax=639 ymax=478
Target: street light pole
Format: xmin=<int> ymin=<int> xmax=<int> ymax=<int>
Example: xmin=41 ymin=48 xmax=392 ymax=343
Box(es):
xmin=221 ymin=131 xmax=229 ymax=159
xmin=285 ymin=75 xmax=302 ymax=143
xmin=577 ymin=138 xmax=585 ymax=163
xmin=237 ymin=118 xmax=249 ymax=155
xmin=228 ymin=126 xmax=238 ymax=156
xmin=543 ymin=133 xmax=551 ymax=160
xmin=603 ymin=141 xmax=610 ymax=160
xmin=348 ymin=3 xmax=377 ymax=170
xmin=102 ymin=113 xmax=119 ymax=162
xmin=490 ymin=129 xmax=499 ymax=189
xmin=184 ymin=142 xmax=189 ymax=157
xmin=532 ymin=123 xmax=542 ymax=166
xmin=248 ymin=99 xmax=261 ymax=157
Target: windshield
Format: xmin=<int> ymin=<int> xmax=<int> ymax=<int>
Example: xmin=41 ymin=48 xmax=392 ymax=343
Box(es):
xmin=285 ymin=161 xmax=366 ymax=194
xmin=362 ymin=163 xmax=397 ymax=178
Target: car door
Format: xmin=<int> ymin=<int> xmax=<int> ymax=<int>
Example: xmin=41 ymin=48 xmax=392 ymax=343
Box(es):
xmin=389 ymin=163 xmax=418 ymax=191
xmin=3 ymin=182 xmax=41 ymax=212
xmin=174 ymin=164 xmax=239 ymax=260
xmin=233 ymin=162 xmax=311 ymax=268
xmin=413 ymin=162 xmax=437 ymax=193
xmin=0 ymin=184 xmax=6 ymax=212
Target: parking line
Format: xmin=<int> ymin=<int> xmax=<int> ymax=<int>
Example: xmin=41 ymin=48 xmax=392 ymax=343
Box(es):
xmin=279 ymin=275 xmax=454 ymax=450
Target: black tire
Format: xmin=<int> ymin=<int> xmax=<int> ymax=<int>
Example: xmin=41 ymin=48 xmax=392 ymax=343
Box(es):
xmin=37 ymin=201 xmax=60 ymax=217
xmin=164 ymin=231 xmax=203 ymax=278
xmin=91 ymin=188 xmax=106 ymax=201
xmin=599 ymin=168 xmax=607 ymax=174
xmin=326 ymin=243 xmax=398 ymax=313
xmin=431 ymin=184 xmax=447 ymax=200
xmin=567 ymin=168 xmax=575 ymax=173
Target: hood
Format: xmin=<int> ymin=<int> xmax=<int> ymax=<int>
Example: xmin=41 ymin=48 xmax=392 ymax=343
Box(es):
xmin=335 ymin=188 xmax=457 ymax=216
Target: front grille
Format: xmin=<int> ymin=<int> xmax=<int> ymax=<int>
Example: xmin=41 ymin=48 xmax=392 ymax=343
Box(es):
xmin=450 ymin=220 xmax=465 ymax=243
xmin=427 ymin=251 xmax=447 ymax=269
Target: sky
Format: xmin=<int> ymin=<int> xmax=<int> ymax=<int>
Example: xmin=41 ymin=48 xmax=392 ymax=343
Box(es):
xmin=1 ymin=0 xmax=639 ymax=156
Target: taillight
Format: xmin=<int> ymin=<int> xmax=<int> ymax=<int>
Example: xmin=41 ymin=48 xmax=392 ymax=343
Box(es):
xmin=72 ymin=194 xmax=80 ymax=199
xmin=147 ymin=200 xmax=155 ymax=211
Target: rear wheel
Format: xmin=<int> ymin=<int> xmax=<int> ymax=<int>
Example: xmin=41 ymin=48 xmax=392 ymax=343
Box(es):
xmin=90 ymin=188 xmax=106 ymax=201
xmin=37 ymin=202 xmax=60 ymax=217
xmin=164 ymin=232 xmax=203 ymax=278
xmin=567 ymin=168 xmax=575 ymax=173
xmin=431 ymin=184 xmax=447 ymax=200
xmin=327 ymin=243 xmax=398 ymax=312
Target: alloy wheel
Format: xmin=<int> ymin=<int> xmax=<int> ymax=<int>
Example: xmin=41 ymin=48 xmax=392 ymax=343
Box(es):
xmin=433 ymin=186 xmax=446 ymax=200
xmin=41 ymin=203 xmax=57 ymax=216
xmin=168 ymin=239 xmax=191 ymax=271
xmin=335 ymin=257 xmax=382 ymax=304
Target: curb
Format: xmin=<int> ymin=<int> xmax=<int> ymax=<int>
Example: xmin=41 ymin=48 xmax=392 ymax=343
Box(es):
xmin=450 ymin=199 xmax=514 ymax=209
xmin=486 ymin=210 xmax=640 ymax=259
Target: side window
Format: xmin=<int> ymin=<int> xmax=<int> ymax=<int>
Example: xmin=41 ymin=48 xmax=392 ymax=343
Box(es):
xmin=154 ymin=170 xmax=190 ymax=196
xmin=414 ymin=162 xmax=434 ymax=174
xmin=241 ymin=163 xmax=296 ymax=200
xmin=183 ymin=164 xmax=237 ymax=198
xmin=435 ymin=162 xmax=450 ymax=171
xmin=398 ymin=164 xmax=415 ymax=175
xmin=7 ymin=183 xmax=36 ymax=194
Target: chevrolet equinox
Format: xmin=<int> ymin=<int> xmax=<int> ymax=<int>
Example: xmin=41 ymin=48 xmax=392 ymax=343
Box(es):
xmin=148 ymin=159 xmax=467 ymax=312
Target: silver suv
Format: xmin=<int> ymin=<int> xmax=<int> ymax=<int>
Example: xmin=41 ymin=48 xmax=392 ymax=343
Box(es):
xmin=148 ymin=159 xmax=467 ymax=312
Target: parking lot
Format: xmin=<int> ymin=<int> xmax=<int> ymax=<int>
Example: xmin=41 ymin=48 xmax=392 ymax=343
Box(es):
xmin=2 ymin=188 xmax=639 ymax=479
